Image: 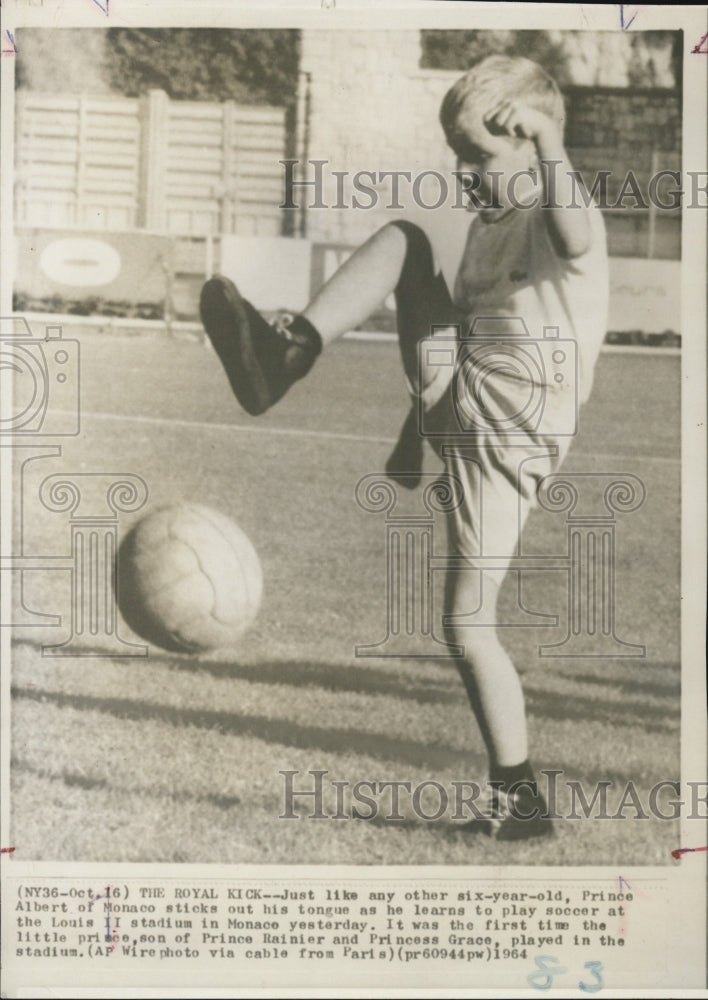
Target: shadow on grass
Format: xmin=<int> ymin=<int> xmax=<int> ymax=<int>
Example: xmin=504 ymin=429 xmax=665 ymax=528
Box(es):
xmin=12 ymin=757 xmax=241 ymax=811
xmin=181 ymin=655 xmax=463 ymax=702
xmin=13 ymin=635 xmax=680 ymax=736
xmin=556 ymin=669 xmax=680 ymax=699
xmin=523 ymin=688 xmax=678 ymax=735
xmin=347 ymin=812 xmax=422 ymax=831
xmin=12 ymin=683 xmax=469 ymax=771
xmin=13 ymin=683 xmax=672 ymax=785
xmin=151 ymin=655 xmax=682 ymax=733
xmin=171 ymin=656 xmax=680 ymax=734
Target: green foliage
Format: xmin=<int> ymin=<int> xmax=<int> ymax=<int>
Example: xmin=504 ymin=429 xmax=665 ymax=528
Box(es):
xmin=421 ymin=29 xmax=681 ymax=90
xmin=628 ymin=30 xmax=683 ymax=90
xmin=420 ymin=29 xmax=571 ymax=84
xmin=105 ymin=28 xmax=301 ymax=105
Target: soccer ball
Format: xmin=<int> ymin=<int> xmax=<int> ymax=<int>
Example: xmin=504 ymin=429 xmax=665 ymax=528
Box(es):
xmin=117 ymin=503 xmax=263 ymax=652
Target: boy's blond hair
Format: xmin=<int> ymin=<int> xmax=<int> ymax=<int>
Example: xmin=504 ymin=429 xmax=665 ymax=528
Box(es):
xmin=440 ymin=55 xmax=565 ymax=159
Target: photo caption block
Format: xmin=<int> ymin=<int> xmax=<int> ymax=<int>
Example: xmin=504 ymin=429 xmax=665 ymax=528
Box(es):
xmin=2 ymin=870 xmax=689 ymax=992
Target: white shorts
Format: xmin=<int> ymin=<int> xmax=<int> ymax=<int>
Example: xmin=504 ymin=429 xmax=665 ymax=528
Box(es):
xmin=416 ymin=366 xmax=572 ymax=565
xmin=437 ymin=434 xmax=568 ymax=565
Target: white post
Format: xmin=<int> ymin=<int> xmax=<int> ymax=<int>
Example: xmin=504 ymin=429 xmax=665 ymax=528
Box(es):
xmin=138 ymin=90 xmax=169 ymax=231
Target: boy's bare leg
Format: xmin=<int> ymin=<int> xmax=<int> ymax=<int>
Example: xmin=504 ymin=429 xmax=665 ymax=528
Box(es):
xmin=306 ymin=219 xmax=456 ymax=370
xmin=200 ymin=221 xmax=439 ymax=417
xmin=444 ymin=564 xmax=551 ymax=839
xmin=444 ymin=567 xmax=528 ymax=767
xmin=305 ymin=220 xmax=456 ymax=484
xmin=301 ymin=218 xmax=453 ymax=491
xmin=302 ymin=223 xmax=409 ymax=346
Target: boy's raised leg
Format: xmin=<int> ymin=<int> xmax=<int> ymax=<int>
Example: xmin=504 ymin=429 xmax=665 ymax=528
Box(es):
xmin=384 ymin=221 xmax=463 ymax=485
xmin=199 ymin=221 xmax=458 ymax=488
xmin=199 ymin=279 xmax=323 ymax=416
xmin=301 ymin=222 xmax=410 ymax=346
xmin=200 ymin=223 xmax=411 ymax=415
xmin=306 ymin=219 xmax=458 ymax=485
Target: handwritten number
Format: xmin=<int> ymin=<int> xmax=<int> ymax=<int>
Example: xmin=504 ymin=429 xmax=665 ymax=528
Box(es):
xmin=579 ymin=960 xmax=604 ymax=993
xmin=528 ymin=957 xmax=603 ymax=993
xmin=527 ymin=955 xmax=568 ymax=991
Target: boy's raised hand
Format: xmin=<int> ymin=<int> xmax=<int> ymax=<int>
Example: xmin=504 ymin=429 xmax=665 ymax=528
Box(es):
xmin=485 ymin=99 xmax=589 ymax=258
xmin=484 ymin=99 xmax=560 ymax=147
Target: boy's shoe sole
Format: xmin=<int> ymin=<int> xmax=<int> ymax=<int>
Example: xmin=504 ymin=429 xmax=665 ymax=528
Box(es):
xmin=199 ymin=275 xmax=276 ymax=416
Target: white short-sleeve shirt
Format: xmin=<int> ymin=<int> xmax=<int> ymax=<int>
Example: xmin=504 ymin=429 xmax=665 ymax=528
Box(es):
xmin=403 ymin=202 xmax=609 ymax=561
xmin=410 ymin=201 xmax=609 ymax=408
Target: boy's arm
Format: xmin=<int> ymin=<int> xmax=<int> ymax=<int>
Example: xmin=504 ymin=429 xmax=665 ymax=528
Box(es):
xmin=485 ymin=100 xmax=591 ymax=260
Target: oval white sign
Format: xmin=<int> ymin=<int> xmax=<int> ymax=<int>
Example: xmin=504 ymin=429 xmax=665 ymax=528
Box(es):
xmin=39 ymin=238 xmax=122 ymax=288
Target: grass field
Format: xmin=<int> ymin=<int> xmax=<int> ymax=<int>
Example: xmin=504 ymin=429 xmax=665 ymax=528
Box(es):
xmin=9 ymin=330 xmax=680 ymax=865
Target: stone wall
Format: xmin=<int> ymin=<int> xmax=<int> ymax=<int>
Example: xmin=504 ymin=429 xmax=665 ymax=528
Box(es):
xmin=297 ymin=30 xmax=681 ymax=258
xmin=564 ymin=86 xmax=681 ymax=153
xmin=297 ymin=30 xmax=457 ymax=244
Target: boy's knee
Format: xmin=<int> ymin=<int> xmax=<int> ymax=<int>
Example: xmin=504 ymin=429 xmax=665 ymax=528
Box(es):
xmin=389 ymin=219 xmax=427 ymax=245
xmin=387 ymin=221 xmax=435 ymax=284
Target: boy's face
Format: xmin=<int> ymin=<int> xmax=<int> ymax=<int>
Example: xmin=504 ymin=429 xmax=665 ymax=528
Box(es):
xmin=453 ymin=111 xmax=539 ymax=214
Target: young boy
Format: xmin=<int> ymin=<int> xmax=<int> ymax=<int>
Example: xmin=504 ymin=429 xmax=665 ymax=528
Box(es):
xmin=199 ymin=55 xmax=609 ymax=840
